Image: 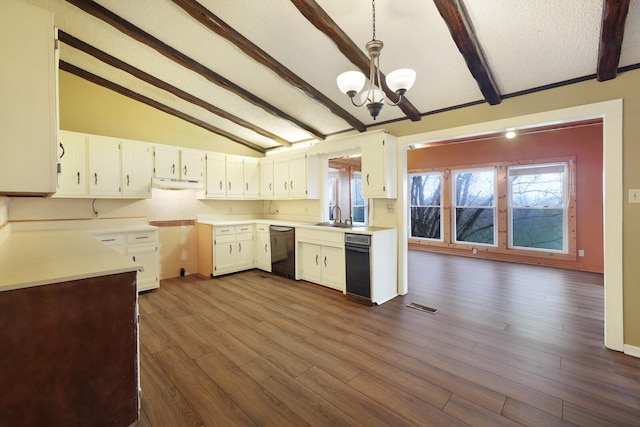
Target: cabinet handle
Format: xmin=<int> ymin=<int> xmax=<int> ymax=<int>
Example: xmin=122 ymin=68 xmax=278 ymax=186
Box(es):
xmin=135 ymin=236 xmax=148 ymax=240
xmin=228 ymin=181 xmax=231 ymax=191
xmin=77 ymin=171 xmax=80 ymax=185
xmin=126 ymin=174 xmax=130 ymax=187
xmin=269 ymin=182 xmax=272 ymax=191
xmin=132 ymin=256 xmax=136 ymax=262
xmin=101 ymin=238 xmax=116 ymax=242
xmin=264 ymin=243 xmax=268 ymax=252
xmin=324 ymin=256 xmax=327 ymax=267
xmin=246 ymin=182 xmax=248 ymax=191
xmin=238 ymin=242 xmax=242 ymax=252
xmin=171 ymin=164 xmax=175 ymax=175
xmin=229 ymin=244 xmax=232 ymax=254
xmin=94 ymin=172 xmax=98 ymax=185
xmin=290 ymin=180 xmax=294 ymax=190
xmin=284 ymin=181 xmax=288 ymax=190
xmin=59 ymin=142 xmax=65 ymax=158
xmin=184 ymin=165 xmax=187 ymax=176
xmin=367 ymin=173 xmax=370 ymax=185
xmin=315 ymin=254 xmax=319 ymax=265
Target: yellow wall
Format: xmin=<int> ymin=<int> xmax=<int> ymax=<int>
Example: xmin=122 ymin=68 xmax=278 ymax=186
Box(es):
xmin=58 ymin=71 xmax=260 ymax=158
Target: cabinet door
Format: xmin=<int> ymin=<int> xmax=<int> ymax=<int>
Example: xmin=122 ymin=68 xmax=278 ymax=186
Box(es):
xmin=225 ymin=155 xmax=244 ymax=198
xmin=56 ymin=131 xmax=87 ymax=197
xmin=205 ymin=152 xmax=226 ymax=198
xmin=299 ymin=242 xmax=322 ymax=284
xmin=255 ymin=232 xmax=271 ymax=272
xmin=181 ymin=149 xmax=203 ymax=182
xmin=259 ymin=158 xmax=274 ymax=199
xmin=154 ymin=145 xmax=180 ymax=179
xmin=128 ymin=244 xmax=159 ymax=291
xmin=243 ymin=157 xmax=259 ymax=199
xmin=214 ymin=239 xmax=236 ymax=276
xmin=88 ymin=136 xmax=121 ymax=197
xmin=321 ymin=246 xmax=345 ymax=291
xmin=235 ymin=233 xmax=254 ymax=270
xmin=273 ymin=157 xmax=290 ymax=199
xmin=361 ymin=142 xmax=386 ymax=198
xmin=0 ymin=0 xmax=57 ymax=195
xmin=121 ymin=140 xmax=151 ymax=198
xmin=288 ymin=153 xmax=308 ymax=199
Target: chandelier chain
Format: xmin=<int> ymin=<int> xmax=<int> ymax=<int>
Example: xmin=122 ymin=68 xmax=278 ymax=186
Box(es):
xmin=371 ymin=0 xmax=376 ymax=40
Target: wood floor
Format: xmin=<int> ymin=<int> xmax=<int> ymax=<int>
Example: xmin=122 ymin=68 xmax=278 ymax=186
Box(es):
xmin=133 ymin=251 xmax=640 ymax=426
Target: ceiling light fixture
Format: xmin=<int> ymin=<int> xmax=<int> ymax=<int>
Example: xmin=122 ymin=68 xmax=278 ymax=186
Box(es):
xmin=505 ymin=130 xmax=517 ymax=139
xmin=336 ymin=0 xmax=416 ymax=120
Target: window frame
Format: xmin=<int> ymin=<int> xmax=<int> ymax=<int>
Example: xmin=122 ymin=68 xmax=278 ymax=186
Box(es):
xmin=451 ymin=167 xmax=498 ymax=247
xmin=408 ymin=171 xmax=444 ymax=242
xmin=507 ymin=162 xmax=569 ymax=254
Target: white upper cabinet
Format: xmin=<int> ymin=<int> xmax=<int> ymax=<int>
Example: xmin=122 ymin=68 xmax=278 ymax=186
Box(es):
xmin=88 ymin=136 xmax=121 ymax=197
xmin=272 ymin=153 xmax=318 ymax=200
xmin=243 ymin=157 xmax=259 ymax=199
xmin=361 ymin=133 xmax=397 ymax=198
xmin=121 ymin=140 xmax=151 ymax=198
xmin=153 ymin=145 xmax=180 ymax=179
xmin=0 ymin=1 xmax=58 ymax=196
xmin=259 ymin=157 xmax=274 ymax=199
xmin=180 ymin=148 xmax=204 ymax=182
xmin=56 ymin=131 xmax=88 ymax=197
xmin=225 ymin=155 xmax=244 ymax=199
xmin=204 ymin=151 xmax=226 ymax=198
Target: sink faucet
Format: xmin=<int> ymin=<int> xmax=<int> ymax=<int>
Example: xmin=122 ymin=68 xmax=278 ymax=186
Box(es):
xmin=332 ymin=205 xmax=342 ymax=223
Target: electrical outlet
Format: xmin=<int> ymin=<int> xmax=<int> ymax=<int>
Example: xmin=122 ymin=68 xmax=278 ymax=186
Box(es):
xmin=579 ymin=249 xmax=585 ymax=257
xmin=472 ymin=247 xmax=478 ymax=254
xmin=386 ymin=204 xmax=395 ymax=213
xmin=629 ymin=189 xmax=640 ymax=203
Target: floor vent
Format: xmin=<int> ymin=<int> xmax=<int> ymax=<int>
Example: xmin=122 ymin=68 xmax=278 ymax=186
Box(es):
xmin=406 ymin=302 xmax=438 ymax=314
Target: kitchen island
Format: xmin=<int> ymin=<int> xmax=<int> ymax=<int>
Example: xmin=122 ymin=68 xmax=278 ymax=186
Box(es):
xmin=0 ymin=229 xmax=140 ymax=426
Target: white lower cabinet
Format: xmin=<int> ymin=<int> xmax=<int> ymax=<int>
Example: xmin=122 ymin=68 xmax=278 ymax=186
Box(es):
xmin=255 ymin=224 xmax=271 ymax=272
xmin=296 ymin=228 xmax=345 ymax=291
xmin=92 ymin=229 xmax=159 ymax=292
xmin=212 ymin=225 xmax=254 ymax=276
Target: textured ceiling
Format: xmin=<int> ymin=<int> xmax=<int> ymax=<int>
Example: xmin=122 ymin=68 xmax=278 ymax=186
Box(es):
xmin=22 ymin=0 xmax=640 ymax=152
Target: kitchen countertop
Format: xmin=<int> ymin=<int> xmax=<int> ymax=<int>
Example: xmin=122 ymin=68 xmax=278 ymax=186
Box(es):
xmin=0 ymin=229 xmax=140 ymax=293
xmin=196 ymin=217 xmax=394 ymax=235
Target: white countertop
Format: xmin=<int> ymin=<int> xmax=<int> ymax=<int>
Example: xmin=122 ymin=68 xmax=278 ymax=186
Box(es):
xmin=196 ymin=217 xmax=393 ymax=235
xmin=0 ymin=229 xmax=140 ymax=292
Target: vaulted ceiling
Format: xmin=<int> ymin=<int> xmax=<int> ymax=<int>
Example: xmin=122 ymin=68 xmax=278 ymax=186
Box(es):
xmin=24 ymin=0 xmax=637 ymax=153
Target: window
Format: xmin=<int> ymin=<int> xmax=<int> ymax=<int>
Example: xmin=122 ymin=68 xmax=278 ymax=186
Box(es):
xmin=351 ymin=171 xmax=366 ymax=224
xmin=409 ymin=172 xmax=443 ymax=240
xmin=453 ymin=168 xmax=496 ymax=245
xmin=508 ymin=163 xmax=568 ymax=252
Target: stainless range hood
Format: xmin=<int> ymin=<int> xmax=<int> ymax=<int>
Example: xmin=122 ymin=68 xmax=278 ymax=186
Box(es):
xmin=151 ymin=177 xmax=204 ymax=190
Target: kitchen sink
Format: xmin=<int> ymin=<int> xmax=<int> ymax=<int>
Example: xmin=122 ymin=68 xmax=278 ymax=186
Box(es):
xmin=312 ymin=222 xmax=353 ymax=228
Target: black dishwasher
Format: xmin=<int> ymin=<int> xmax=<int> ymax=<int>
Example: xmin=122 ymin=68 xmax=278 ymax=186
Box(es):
xmin=345 ymin=233 xmax=372 ymax=305
xmin=269 ymin=226 xmax=296 ymax=279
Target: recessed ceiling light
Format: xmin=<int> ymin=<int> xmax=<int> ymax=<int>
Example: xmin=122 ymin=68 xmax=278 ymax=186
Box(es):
xmin=505 ymin=130 xmax=517 ymax=139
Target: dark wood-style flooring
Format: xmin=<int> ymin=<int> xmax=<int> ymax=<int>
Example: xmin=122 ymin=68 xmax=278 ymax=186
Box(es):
xmin=134 ymin=251 xmax=640 ymax=426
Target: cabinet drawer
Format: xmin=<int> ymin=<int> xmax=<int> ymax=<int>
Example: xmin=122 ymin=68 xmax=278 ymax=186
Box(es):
xmin=235 ymin=224 xmax=253 ymax=234
xmin=93 ymin=233 xmax=125 ymax=246
xmin=215 ymin=227 xmax=234 ymax=236
xmin=127 ymin=231 xmax=156 ymax=244
xmin=255 ymin=224 xmax=270 ymax=233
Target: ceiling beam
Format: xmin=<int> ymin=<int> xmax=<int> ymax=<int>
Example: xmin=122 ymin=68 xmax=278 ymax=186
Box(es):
xmin=58 ymin=31 xmax=291 ymax=147
xmin=597 ymin=0 xmax=630 ymax=82
xmin=289 ymin=0 xmax=422 ymax=122
xmin=432 ymin=0 xmax=501 ymax=105
xmin=59 ymin=61 xmax=266 ymax=153
xmin=64 ymin=0 xmax=326 ymax=141
xmin=170 ymin=0 xmax=367 ymax=132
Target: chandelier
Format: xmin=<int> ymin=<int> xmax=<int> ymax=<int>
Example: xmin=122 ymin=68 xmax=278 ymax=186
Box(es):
xmin=336 ymin=0 xmax=416 ymax=120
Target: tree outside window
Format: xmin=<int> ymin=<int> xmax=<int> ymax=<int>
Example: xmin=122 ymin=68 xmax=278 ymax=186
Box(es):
xmin=453 ymin=169 xmax=496 ymax=245
xmin=508 ymin=163 xmax=567 ymax=252
xmin=409 ymin=172 xmax=442 ymax=240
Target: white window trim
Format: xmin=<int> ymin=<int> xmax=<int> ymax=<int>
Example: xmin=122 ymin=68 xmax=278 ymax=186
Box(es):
xmin=408 ymin=171 xmax=444 ymax=242
xmin=451 ymin=167 xmax=497 ymax=247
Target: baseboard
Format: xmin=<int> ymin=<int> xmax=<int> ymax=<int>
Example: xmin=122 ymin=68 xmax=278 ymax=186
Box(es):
xmin=624 ymin=344 xmax=640 ymax=359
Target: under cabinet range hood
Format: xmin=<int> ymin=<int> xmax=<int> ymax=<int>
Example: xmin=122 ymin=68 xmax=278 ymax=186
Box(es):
xmin=151 ymin=177 xmax=204 ymax=190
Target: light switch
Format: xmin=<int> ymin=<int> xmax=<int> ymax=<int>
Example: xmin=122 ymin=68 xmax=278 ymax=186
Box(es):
xmin=629 ymin=189 xmax=640 ymax=203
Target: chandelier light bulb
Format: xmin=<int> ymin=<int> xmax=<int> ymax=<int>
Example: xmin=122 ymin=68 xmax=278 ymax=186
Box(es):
xmin=386 ymin=68 xmax=416 ymax=95
xmin=337 ymin=71 xmax=366 ymax=97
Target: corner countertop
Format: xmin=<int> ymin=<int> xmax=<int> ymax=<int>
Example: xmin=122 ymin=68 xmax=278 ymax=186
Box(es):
xmin=0 ymin=229 xmax=140 ymax=293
